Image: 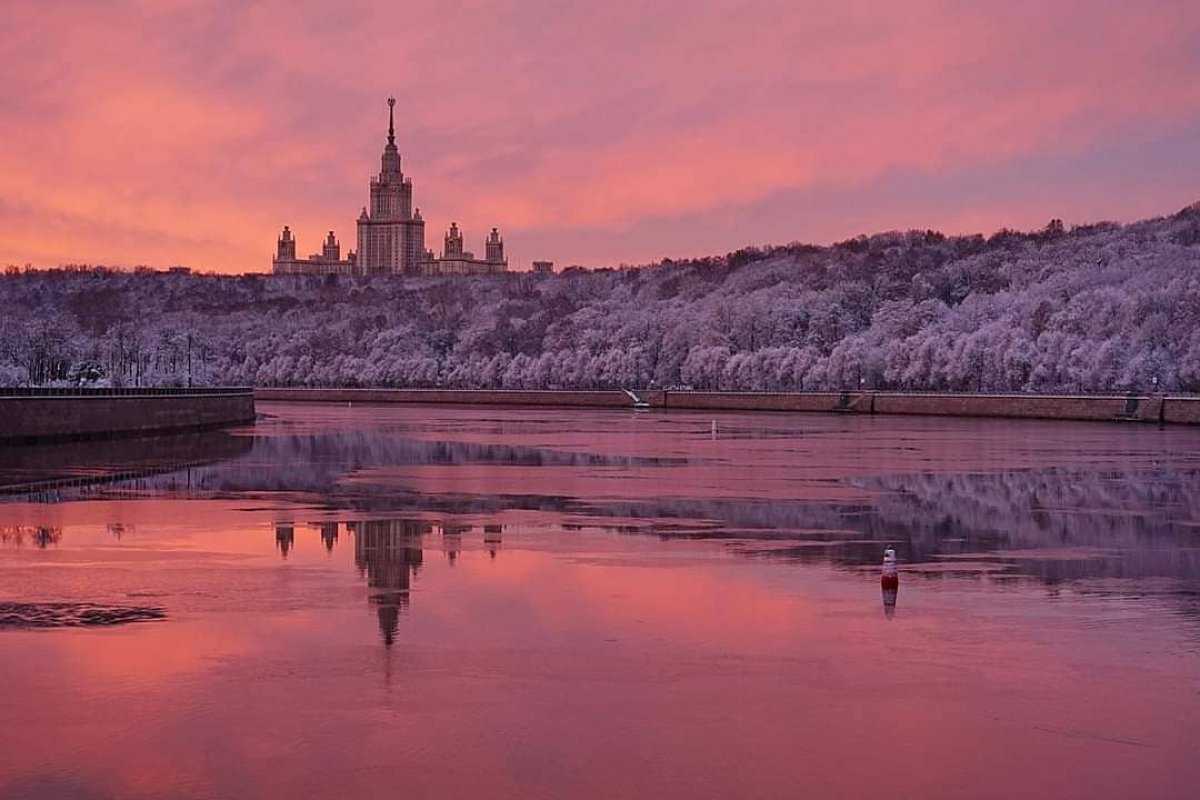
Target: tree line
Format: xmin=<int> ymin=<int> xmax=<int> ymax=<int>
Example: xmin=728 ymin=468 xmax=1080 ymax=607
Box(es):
xmin=2 ymin=202 xmax=1198 ymax=393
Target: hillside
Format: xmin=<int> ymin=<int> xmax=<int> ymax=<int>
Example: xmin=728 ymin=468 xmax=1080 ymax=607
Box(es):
xmin=3 ymin=203 xmax=1199 ymax=392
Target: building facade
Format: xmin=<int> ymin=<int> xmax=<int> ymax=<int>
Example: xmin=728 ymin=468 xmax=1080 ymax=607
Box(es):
xmin=272 ymin=227 xmax=356 ymax=275
xmin=274 ymin=98 xmax=507 ymax=277
xmin=424 ymin=223 xmax=507 ymax=276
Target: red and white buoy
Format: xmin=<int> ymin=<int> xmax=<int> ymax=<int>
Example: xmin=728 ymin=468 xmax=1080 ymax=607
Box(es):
xmin=881 ymin=547 xmax=899 ymax=619
xmin=881 ymin=547 xmax=899 ymax=588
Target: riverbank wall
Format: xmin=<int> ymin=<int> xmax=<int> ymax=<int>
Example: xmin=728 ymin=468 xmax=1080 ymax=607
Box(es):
xmin=0 ymin=388 xmax=256 ymax=444
xmin=1163 ymin=396 xmax=1200 ymax=425
xmin=868 ymin=392 xmax=1163 ymax=422
xmin=254 ymin=388 xmax=1198 ymax=425
xmin=256 ymin=388 xmax=643 ymax=408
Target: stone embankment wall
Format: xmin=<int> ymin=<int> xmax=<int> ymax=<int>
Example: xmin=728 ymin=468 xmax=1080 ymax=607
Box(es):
xmin=0 ymin=388 xmax=256 ymax=444
xmin=869 ymin=392 xmax=1163 ymax=422
xmin=255 ymin=388 xmax=1200 ymax=424
xmin=659 ymin=391 xmax=871 ymax=413
xmin=1162 ymin=396 xmax=1200 ymax=424
xmin=256 ymin=387 xmax=1199 ymax=424
xmin=256 ymin=388 xmax=642 ymax=407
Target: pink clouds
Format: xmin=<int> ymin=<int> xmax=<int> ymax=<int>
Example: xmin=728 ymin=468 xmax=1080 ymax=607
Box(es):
xmin=1 ymin=0 xmax=1198 ymax=271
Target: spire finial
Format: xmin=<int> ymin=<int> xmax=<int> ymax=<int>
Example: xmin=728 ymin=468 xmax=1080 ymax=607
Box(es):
xmin=387 ymin=97 xmax=396 ymax=145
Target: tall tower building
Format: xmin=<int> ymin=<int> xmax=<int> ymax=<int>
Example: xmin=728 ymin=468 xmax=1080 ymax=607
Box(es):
xmin=356 ymin=98 xmax=426 ymax=275
xmin=272 ymin=97 xmax=516 ymax=277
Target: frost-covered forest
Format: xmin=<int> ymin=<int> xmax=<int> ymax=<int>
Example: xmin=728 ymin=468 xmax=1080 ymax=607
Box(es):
xmin=2 ymin=203 xmax=1199 ymax=392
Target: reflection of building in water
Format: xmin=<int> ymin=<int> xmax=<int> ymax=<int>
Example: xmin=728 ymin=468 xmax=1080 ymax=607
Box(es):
xmin=314 ymin=522 xmax=339 ymax=553
xmin=33 ymin=526 xmax=60 ymax=548
xmin=439 ymin=521 xmax=470 ymax=565
xmin=350 ymin=519 xmax=428 ymax=646
xmin=275 ymin=522 xmax=295 ymax=559
xmin=0 ymin=526 xmax=63 ymax=548
xmin=484 ymin=524 xmax=502 ymax=559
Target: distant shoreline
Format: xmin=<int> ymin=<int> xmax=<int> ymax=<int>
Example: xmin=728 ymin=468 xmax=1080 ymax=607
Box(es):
xmin=255 ymin=388 xmax=1199 ymax=426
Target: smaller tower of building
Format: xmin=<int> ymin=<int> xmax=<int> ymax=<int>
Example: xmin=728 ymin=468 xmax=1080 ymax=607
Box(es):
xmin=322 ymin=231 xmax=340 ymax=261
xmin=277 ymin=226 xmax=296 ymax=261
xmin=272 ymin=225 xmax=354 ymax=275
xmin=444 ymin=222 xmax=464 ymax=257
xmin=485 ymin=227 xmax=505 ymax=266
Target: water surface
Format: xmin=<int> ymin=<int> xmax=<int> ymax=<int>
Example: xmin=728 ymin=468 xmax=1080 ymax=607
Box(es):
xmin=1 ymin=403 xmax=1198 ymax=798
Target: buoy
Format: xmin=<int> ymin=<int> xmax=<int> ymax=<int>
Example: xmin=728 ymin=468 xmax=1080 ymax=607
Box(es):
xmin=881 ymin=547 xmax=898 ymax=589
xmin=881 ymin=547 xmax=899 ymax=619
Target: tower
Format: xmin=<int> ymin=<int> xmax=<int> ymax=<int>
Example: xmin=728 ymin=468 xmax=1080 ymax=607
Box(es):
xmin=485 ymin=227 xmax=505 ymax=266
xmin=356 ymin=97 xmax=426 ymax=275
xmin=444 ymin=222 xmax=464 ymax=257
xmin=271 ymin=97 xmax=514 ymax=277
xmin=322 ymin=231 xmax=340 ymax=261
xmin=276 ymin=226 xmax=296 ymax=261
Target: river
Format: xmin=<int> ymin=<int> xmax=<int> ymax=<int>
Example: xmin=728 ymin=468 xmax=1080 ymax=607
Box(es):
xmin=1 ymin=402 xmax=1198 ymax=798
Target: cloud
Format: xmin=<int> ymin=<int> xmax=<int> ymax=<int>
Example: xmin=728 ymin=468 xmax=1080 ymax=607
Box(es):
xmin=1 ymin=0 xmax=1198 ymax=271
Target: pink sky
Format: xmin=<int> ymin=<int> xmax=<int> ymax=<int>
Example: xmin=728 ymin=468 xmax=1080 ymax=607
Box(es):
xmin=3 ymin=0 xmax=1199 ymax=273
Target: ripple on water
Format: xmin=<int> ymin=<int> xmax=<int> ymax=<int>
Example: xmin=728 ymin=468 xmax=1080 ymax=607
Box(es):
xmin=0 ymin=601 xmax=166 ymax=628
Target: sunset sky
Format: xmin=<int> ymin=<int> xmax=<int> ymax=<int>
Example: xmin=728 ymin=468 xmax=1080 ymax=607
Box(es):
xmin=3 ymin=0 xmax=1199 ymax=273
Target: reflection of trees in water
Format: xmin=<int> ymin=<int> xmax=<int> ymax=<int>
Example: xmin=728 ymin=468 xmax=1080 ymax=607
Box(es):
xmin=21 ymin=420 xmax=1198 ymax=622
xmin=856 ymin=469 xmax=1200 ymax=583
xmin=596 ymin=468 xmax=1200 ymax=588
xmin=208 ymin=431 xmax=1200 ymax=592
xmin=178 ymin=430 xmax=687 ymax=495
xmin=237 ymin=428 xmax=1200 ymax=594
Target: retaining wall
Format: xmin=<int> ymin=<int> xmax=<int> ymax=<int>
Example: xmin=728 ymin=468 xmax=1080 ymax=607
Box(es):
xmin=253 ymin=388 xmax=1198 ymax=425
xmin=0 ymin=389 xmax=256 ymax=444
xmin=1163 ymin=396 xmax=1200 ymax=425
xmin=255 ymin=388 xmax=643 ymax=408
xmin=870 ymin=393 xmax=1163 ymax=423
xmin=660 ymin=391 xmax=871 ymax=413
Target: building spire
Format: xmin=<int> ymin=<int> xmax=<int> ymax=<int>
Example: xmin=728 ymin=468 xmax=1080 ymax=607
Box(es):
xmin=378 ymin=96 xmax=401 ymax=180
